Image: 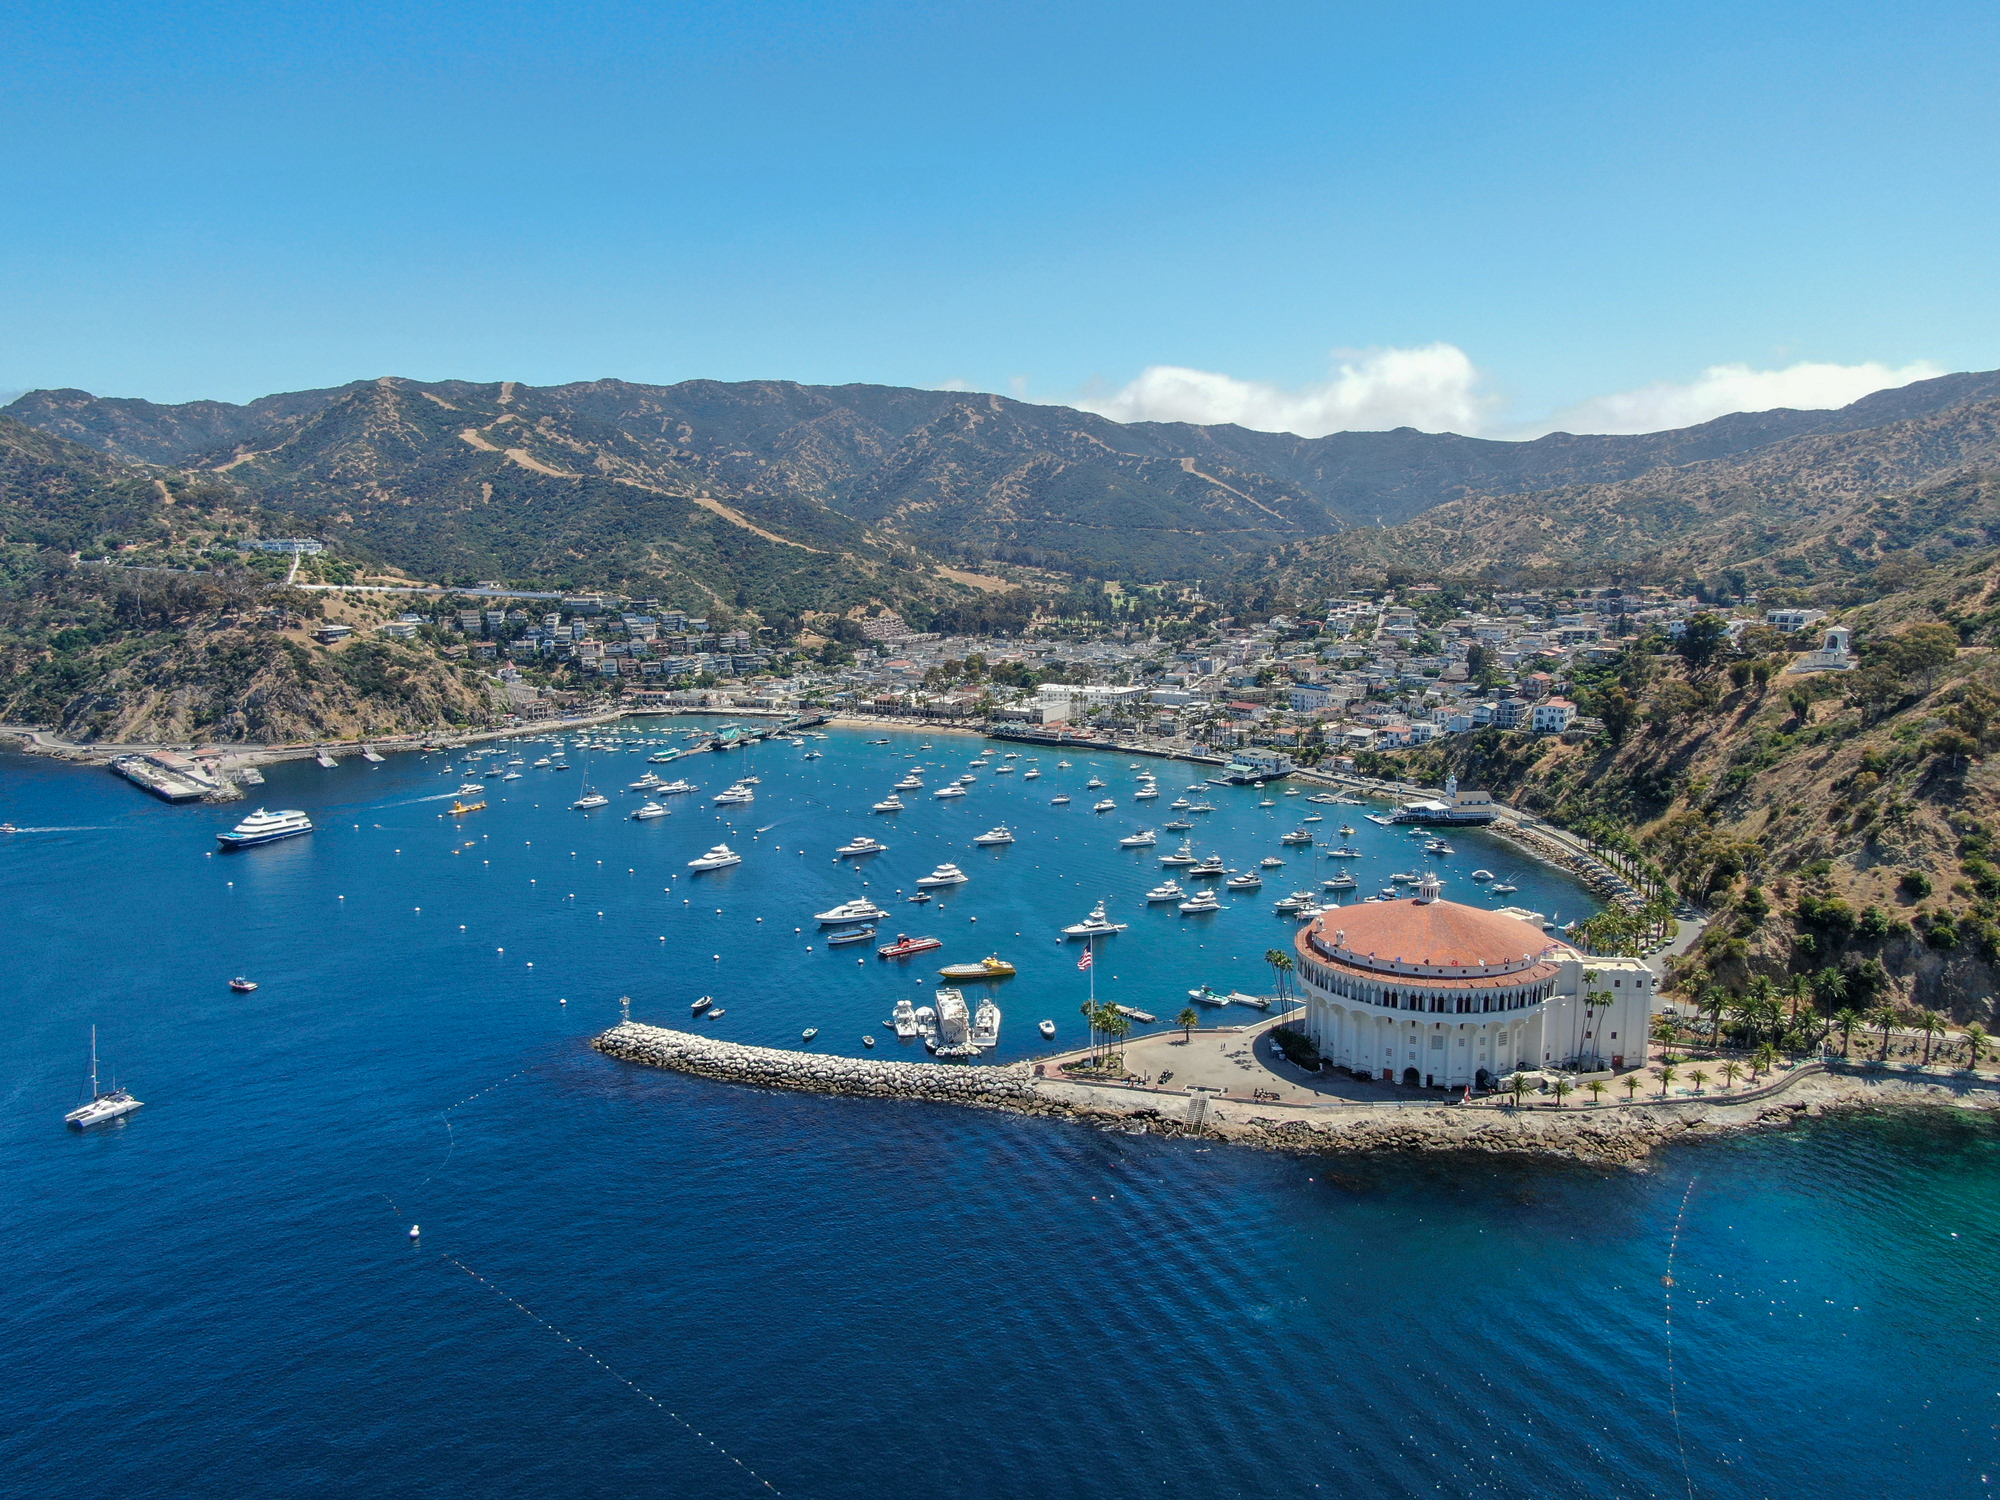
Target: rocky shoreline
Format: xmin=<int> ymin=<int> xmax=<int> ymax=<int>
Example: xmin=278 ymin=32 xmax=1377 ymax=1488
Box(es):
xmin=593 ymin=1022 xmax=2000 ymax=1164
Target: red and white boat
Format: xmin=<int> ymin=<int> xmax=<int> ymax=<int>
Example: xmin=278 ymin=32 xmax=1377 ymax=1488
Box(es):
xmin=876 ymin=933 xmax=944 ymax=959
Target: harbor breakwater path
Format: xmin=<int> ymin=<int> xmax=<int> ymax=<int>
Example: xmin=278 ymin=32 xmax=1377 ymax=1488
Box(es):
xmin=592 ymin=1022 xmax=1980 ymax=1163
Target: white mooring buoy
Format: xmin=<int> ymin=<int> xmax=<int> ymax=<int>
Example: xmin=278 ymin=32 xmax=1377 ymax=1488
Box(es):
xmin=409 ymin=1224 xmax=420 ymax=1239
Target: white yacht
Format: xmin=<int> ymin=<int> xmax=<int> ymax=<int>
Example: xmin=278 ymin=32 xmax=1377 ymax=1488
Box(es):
xmin=656 ymin=779 xmax=696 ymax=795
xmin=1085 ymin=776 xmax=1105 ymax=789
xmin=1118 ymin=829 xmax=1157 ymax=848
xmin=572 ymin=789 xmax=610 ymax=810
xmin=1170 ymin=797 xmax=1192 ymax=810
xmin=1178 ymin=890 xmax=1223 ymax=915
xmin=1280 ymin=829 xmax=1315 ymax=846
xmin=1023 ymin=767 xmax=1040 ymax=780
xmin=1326 ymin=844 xmax=1362 ymax=858
xmin=1056 ymin=759 xmax=1072 ymax=768
xmin=712 ymin=783 xmax=755 ymax=805
xmin=216 ymin=807 xmax=313 ymax=849
xmin=688 ymin=844 xmax=742 ymax=871
xmin=1471 ymin=869 xmax=1496 ymax=882
xmin=970 ymin=997 xmax=1002 ymax=1051
xmin=1038 ymin=1019 xmax=1057 ymax=1039
xmin=1159 ymin=841 xmax=1197 ymax=867
xmin=1188 ymin=801 xmax=1216 ymax=814
xmin=1260 ymin=856 xmax=1285 ymax=868
xmin=872 ymin=795 xmax=906 ymax=813
xmin=892 ymin=998 xmax=919 ymax=1038
xmin=916 ymin=863 xmax=970 ymax=888
xmin=1273 ymin=890 xmax=1316 ymax=914
xmin=836 ymin=835 xmax=887 ymax=857
xmin=1188 ymin=855 xmax=1227 ymax=878
xmin=631 ymin=800 xmax=669 ymax=820
xmin=934 ymin=785 xmax=967 ymax=799
xmin=816 ymin=897 xmax=889 ymax=923
xmin=973 ymin=826 xmax=1016 ymax=845
xmin=1062 ymin=901 xmax=1127 ymax=938
xmin=1134 ymin=785 xmax=1159 ymax=800
xmin=1092 ymin=798 xmax=1117 ymax=812
xmin=64 ymin=1027 xmax=142 ymax=1129
xmin=628 ymin=772 xmax=662 ymax=790
xmin=1225 ymin=871 xmax=1262 ymax=891
xmin=1325 ymin=872 xmax=1359 ymax=890
xmin=533 ymin=756 xmax=552 ymax=768
xmin=994 ymin=763 xmax=1015 ymax=773
xmin=1050 ymin=794 xmax=1071 ymax=805
xmin=1146 ymin=879 xmax=1186 ymax=902
xmin=894 ymin=773 xmax=924 ymax=790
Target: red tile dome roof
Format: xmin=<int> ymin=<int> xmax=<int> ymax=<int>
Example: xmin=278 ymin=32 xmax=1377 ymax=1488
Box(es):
xmin=1301 ymin=898 xmax=1560 ymax=980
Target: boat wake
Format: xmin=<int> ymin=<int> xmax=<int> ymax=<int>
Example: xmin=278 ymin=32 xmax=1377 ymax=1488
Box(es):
xmin=0 ymin=825 xmax=108 ymax=833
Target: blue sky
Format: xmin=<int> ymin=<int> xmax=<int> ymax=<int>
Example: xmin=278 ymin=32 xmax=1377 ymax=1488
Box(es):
xmin=3 ymin=0 xmax=1996 ymax=435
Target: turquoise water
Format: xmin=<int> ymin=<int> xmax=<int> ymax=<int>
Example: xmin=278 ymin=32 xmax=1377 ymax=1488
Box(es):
xmin=3 ymin=724 xmax=1995 ymax=1498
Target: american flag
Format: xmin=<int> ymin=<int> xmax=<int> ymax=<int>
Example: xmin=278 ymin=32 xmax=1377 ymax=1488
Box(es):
xmin=1077 ymin=945 xmax=1094 ymax=972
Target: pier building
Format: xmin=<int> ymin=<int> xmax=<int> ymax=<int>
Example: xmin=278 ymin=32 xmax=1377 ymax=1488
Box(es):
xmin=1291 ymin=875 xmax=1653 ymax=1087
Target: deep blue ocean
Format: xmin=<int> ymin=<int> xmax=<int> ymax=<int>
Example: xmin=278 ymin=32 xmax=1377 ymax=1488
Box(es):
xmin=4 ymin=722 xmax=1995 ymax=1498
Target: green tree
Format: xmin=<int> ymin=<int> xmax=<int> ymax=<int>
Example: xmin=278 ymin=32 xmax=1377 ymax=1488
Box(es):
xmin=1586 ymin=1078 xmax=1607 ymax=1106
xmin=1887 ymin=622 xmax=1959 ymax=693
xmin=1675 ymin=613 xmax=1732 ymax=674
xmin=1175 ymin=1005 xmax=1200 ymax=1042
xmin=1916 ymin=1008 xmax=1947 ymax=1064
xmin=1507 ymin=1071 xmax=1531 ymax=1107
xmin=1657 ymin=1063 xmax=1678 ymax=1097
xmin=1753 ymin=1041 xmax=1778 ymax=1076
xmin=1721 ymin=1059 xmax=1743 ymax=1089
xmin=1833 ymin=1006 xmax=1861 ymax=1057
xmin=1964 ymin=1022 xmax=1990 ymax=1070
xmin=1870 ymin=1003 xmax=1900 ymax=1059
xmin=1552 ymin=1078 xmax=1574 ymax=1107
xmin=1687 ymin=1067 xmax=1709 ymax=1094
xmin=1622 ymin=1072 xmax=1642 ymax=1102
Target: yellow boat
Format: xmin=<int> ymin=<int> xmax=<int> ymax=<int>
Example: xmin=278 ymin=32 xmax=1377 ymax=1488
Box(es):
xmin=938 ymin=954 xmax=1015 ymax=981
xmin=450 ymin=799 xmax=486 ymax=815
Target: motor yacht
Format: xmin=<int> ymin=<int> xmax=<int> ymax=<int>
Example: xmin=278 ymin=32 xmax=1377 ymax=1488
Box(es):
xmin=631 ymin=801 xmax=669 ymax=820
xmin=656 ymin=779 xmax=695 ymax=795
xmin=712 ymin=783 xmax=755 ymax=805
xmin=1092 ymin=798 xmax=1117 ymax=812
xmin=1133 ymin=784 xmax=1159 ymax=799
xmin=873 ymin=795 xmax=906 ymax=813
xmin=1056 ymin=760 xmax=1072 ymax=769
xmin=455 ymin=783 xmax=482 ymax=795
xmin=1259 ymin=856 xmax=1285 ymax=868
xmin=1146 ymin=879 xmax=1186 ymax=902
xmin=1023 ymin=768 xmax=1041 ymax=779
xmin=1158 ymin=841 xmax=1197 ymax=867
xmin=688 ymin=844 xmax=742 ymax=871
xmin=1062 ymin=901 xmax=1127 ymax=938
xmin=1325 ymin=872 xmax=1359 ymax=890
xmin=1188 ymin=983 xmax=1229 ymax=1005
xmin=816 ymin=897 xmax=889 ymax=923
xmin=1280 ymin=829 xmax=1314 ymax=845
xmin=1178 ymin=891 xmax=1223 ymax=915
xmin=628 ymin=773 xmax=662 ymax=790
xmin=994 ymin=763 xmax=1015 ymax=773
xmin=916 ymin=864 xmax=970 ymax=888
xmin=1188 ymin=802 xmax=1216 ymax=814
xmin=216 ymin=807 xmax=313 ymax=849
xmin=1471 ymin=869 xmax=1496 ymax=881
xmin=1273 ymin=891 xmax=1314 ymax=914
xmin=934 ymin=785 xmax=967 ymax=799
xmin=973 ymin=826 xmax=1016 ymax=845
xmin=1225 ymin=871 xmax=1263 ymax=891
xmin=894 ymin=773 xmax=924 ymax=790
xmin=1163 ymin=817 xmax=1193 ymax=831
xmin=1085 ymin=776 xmax=1105 ymax=789
xmin=533 ymin=757 xmax=552 ymax=768
xmin=1051 ymin=794 xmax=1071 ymax=805
xmin=1170 ymin=797 xmax=1192 ymax=810
xmin=1187 ymin=855 xmax=1227 ymax=879
xmin=1118 ymin=829 xmax=1157 ymax=848
xmin=892 ymin=999 xmax=920 ymax=1038
xmin=690 ymin=995 xmax=714 ymax=1014
xmin=1326 ymin=844 xmax=1362 ymax=858
xmin=836 ymin=835 xmax=887 ymax=858
xmin=970 ymin=997 xmax=1002 ymax=1051
xmin=1038 ymin=1019 xmax=1057 ymax=1039
xmin=1491 ymin=881 xmax=1518 ymax=893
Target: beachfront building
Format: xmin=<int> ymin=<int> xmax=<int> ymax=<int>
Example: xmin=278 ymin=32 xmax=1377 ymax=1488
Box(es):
xmin=1291 ymin=876 xmax=1654 ymax=1086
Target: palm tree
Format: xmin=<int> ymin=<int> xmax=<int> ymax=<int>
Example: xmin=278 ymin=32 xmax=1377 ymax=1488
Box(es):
xmin=1917 ymin=1009 xmax=1947 ymax=1065
xmin=1266 ymin=949 xmax=1296 ymax=1009
xmin=1870 ymin=1003 xmax=1900 ymax=1060
xmin=1622 ymin=1073 xmax=1642 ymax=1102
xmin=1175 ymin=1006 xmax=1200 ymax=1042
xmin=1586 ymin=1079 xmax=1607 ymax=1106
xmin=1507 ymin=1071 xmax=1531 ymax=1108
xmin=1965 ymin=1023 xmax=1990 ymax=1071
xmin=1080 ymin=1000 xmax=1097 ymax=1059
xmin=1657 ymin=1063 xmax=1678 ymax=1097
xmin=1721 ymin=1060 xmax=1743 ymax=1090
xmin=1787 ymin=972 xmax=1812 ymax=1028
xmin=1753 ymin=1042 xmax=1778 ymax=1077
xmin=1687 ymin=1068 xmax=1709 ymax=1094
xmin=1100 ymin=1006 xmax=1132 ymax=1069
xmin=1833 ymin=1006 xmax=1862 ymax=1058
xmin=1552 ymin=1078 xmax=1573 ymax=1107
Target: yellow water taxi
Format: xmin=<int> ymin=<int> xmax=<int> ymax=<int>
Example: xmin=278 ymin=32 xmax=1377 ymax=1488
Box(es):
xmin=938 ymin=954 xmax=1016 ymax=981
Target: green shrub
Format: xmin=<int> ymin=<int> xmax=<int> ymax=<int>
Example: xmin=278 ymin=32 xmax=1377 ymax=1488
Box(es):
xmin=1900 ymin=870 xmax=1933 ymax=899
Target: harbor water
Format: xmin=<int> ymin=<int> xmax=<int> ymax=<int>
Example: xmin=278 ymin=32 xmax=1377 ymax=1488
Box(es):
xmin=2 ymin=723 xmax=1995 ymax=1498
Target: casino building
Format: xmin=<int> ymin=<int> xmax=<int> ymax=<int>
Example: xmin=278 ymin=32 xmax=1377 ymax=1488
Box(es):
xmin=1290 ymin=874 xmax=1655 ymax=1088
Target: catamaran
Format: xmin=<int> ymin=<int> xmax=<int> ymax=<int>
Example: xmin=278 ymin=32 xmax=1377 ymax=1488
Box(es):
xmin=64 ymin=1027 xmax=142 ymax=1129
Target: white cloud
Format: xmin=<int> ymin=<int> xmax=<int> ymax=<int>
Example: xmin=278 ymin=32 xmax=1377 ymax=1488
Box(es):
xmin=1071 ymin=343 xmax=1494 ymax=438
xmin=1054 ymin=348 xmax=1946 ymax=441
xmin=1521 ymin=359 xmax=1946 ymax=437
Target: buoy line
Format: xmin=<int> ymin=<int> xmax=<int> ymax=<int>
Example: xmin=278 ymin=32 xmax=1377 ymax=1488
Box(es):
xmin=416 ymin=1069 xmax=530 ymax=1194
xmin=441 ymin=1254 xmax=783 ymax=1495
xmin=1662 ymin=1173 xmax=1700 ymax=1500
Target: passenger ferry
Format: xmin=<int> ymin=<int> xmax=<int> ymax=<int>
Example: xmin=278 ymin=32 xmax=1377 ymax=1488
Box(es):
xmin=216 ymin=807 xmax=313 ymax=849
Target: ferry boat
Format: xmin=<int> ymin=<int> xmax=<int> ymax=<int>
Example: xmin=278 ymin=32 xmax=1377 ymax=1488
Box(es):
xmin=64 ymin=1027 xmax=142 ymax=1129
xmin=1118 ymin=829 xmax=1157 ymax=848
xmin=1061 ymin=901 xmax=1127 ymax=938
xmin=217 ymin=807 xmax=314 ymax=849
xmin=688 ymin=844 xmax=742 ymax=871
xmin=939 ymin=955 xmax=1016 ymax=981
xmin=826 ymin=926 xmax=878 ymax=946
xmin=450 ymin=799 xmax=486 ymax=815
xmin=817 ymin=896 xmax=889 ymax=923
xmin=916 ymin=863 xmax=970 ymax=888
xmin=877 ymin=933 xmax=943 ymax=959
xmin=973 ymin=826 xmax=1016 ymax=845
xmin=1146 ymin=879 xmax=1185 ymax=902
xmin=835 ymin=835 xmax=887 ymax=858
xmin=1178 ymin=891 xmax=1223 ymax=915
xmin=873 ymin=795 xmax=906 ymax=813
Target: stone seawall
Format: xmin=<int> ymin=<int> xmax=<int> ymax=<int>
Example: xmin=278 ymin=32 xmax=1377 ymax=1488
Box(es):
xmin=592 ymin=1022 xmax=2000 ymax=1164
